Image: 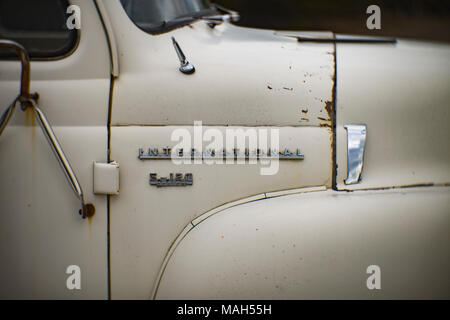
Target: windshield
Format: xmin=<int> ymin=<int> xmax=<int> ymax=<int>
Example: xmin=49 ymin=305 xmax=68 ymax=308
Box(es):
xmin=120 ymin=0 xmax=215 ymax=34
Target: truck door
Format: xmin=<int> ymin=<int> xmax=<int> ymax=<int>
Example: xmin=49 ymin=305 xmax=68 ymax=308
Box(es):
xmin=0 ymin=0 xmax=111 ymax=298
xmin=103 ymin=1 xmax=336 ymax=299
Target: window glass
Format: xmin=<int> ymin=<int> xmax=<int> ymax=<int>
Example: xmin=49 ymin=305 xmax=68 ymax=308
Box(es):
xmin=0 ymin=0 xmax=78 ymax=59
xmin=120 ymin=0 xmax=215 ymax=34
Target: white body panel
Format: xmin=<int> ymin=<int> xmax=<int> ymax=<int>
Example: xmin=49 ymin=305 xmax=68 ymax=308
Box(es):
xmin=104 ymin=0 xmax=335 ymax=127
xmin=110 ymin=126 xmax=331 ymax=298
xmin=336 ymin=39 xmax=450 ymax=190
xmin=0 ymin=0 xmax=448 ymax=300
xmin=102 ymin=1 xmax=336 ymax=299
xmin=0 ymin=1 xmax=110 ymax=299
xmin=156 ymin=187 xmax=450 ymax=299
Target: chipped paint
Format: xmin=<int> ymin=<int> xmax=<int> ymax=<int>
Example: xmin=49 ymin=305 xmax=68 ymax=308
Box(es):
xmin=324 ymin=101 xmax=334 ymax=122
xmin=112 ymin=25 xmax=336 ymax=127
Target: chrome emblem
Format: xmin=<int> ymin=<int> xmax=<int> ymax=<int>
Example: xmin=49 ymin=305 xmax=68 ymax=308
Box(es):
xmin=139 ymin=147 xmax=304 ymax=160
xmin=150 ymin=173 xmax=193 ymax=187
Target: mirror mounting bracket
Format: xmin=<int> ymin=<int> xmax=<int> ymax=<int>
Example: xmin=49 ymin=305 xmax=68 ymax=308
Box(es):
xmin=0 ymin=39 xmax=94 ymax=219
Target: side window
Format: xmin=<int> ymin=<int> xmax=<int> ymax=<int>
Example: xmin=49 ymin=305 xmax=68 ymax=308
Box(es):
xmin=0 ymin=0 xmax=78 ymax=59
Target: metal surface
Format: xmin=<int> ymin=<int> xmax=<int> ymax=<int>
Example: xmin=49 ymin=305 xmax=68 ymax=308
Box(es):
xmin=171 ymin=36 xmax=195 ymax=75
xmin=0 ymin=39 xmax=93 ymax=218
xmin=30 ymin=99 xmax=94 ymax=218
xmin=200 ymin=13 xmax=236 ymax=28
xmin=103 ymin=0 xmax=335 ymax=298
xmin=105 ymin=1 xmax=335 ymax=127
xmin=0 ymin=40 xmax=39 ymax=124
xmin=0 ymin=0 xmax=110 ymax=299
xmin=156 ymin=186 xmax=450 ymax=299
xmin=344 ymin=124 xmax=366 ymax=185
xmin=335 ymin=40 xmax=450 ymax=190
xmin=274 ymin=33 xmax=397 ymax=44
xmin=110 ymin=125 xmax=331 ymax=299
xmin=0 ymin=40 xmax=34 ymax=106
xmin=93 ymin=161 xmax=120 ymax=195
xmin=0 ymin=96 xmax=19 ymax=137
xmin=213 ymin=3 xmax=240 ymax=22
xmin=296 ymin=37 xmax=397 ymax=44
xmin=95 ymin=0 xmax=120 ymax=77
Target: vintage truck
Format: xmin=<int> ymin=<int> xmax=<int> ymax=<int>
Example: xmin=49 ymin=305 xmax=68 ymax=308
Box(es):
xmin=0 ymin=0 xmax=449 ymax=299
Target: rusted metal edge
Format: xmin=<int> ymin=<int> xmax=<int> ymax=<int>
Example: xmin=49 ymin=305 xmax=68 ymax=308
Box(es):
xmin=337 ymin=183 xmax=448 ymax=193
xmin=275 ymin=33 xmax=397 ymax=44
xmin=295 ymin=37 xmax=397 ymax=44
xmin=331 ymin=35 xmax=338 ymax=189
xmin=0 ymin=40 xmax=37 ymax=108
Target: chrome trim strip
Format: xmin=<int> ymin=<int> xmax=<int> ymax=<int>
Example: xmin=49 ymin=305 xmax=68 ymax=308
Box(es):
xmin=30 ymin=99 xmax=91 ymax=216
xmin=344 ymin=124 xmax=367 ymax=185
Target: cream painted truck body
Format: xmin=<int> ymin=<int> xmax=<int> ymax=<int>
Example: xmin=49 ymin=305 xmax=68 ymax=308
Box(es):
xmin=0 ymin=0 xmax=449 ymax=299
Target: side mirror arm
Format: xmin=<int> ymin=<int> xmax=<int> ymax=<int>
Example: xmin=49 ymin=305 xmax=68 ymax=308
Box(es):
xmin=0 ymin=39 xmax=94 ymax=219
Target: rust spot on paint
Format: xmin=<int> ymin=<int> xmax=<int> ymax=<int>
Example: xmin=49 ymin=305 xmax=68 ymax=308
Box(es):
xmin=301 ymin=108 xmax=308 ymax=114
xmin=317 ymin=117 xmax=327 ymax=121
xmin=267 ymin=85 xmax=272 ymax=90
xmin=324 ymin=100 xmax=334 ymax=122
xmin=25 ymin=107 xmax=32 ymax=124
xmin=399 ymin=183 xmax=434 ymax=188
xmin=25 ymin=107 xmax=36 ymax=128
xmin=300 ymin=117 xmax=309 ymax=122
xmin=283 ymin=87 xmax=293 ymax=91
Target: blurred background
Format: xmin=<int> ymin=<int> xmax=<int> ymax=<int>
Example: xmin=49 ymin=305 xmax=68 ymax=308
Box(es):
xmin=214 ymin=0 xmax=450 ymax=42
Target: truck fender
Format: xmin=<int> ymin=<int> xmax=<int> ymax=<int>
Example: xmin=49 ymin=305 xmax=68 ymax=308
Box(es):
xmin=154 ymin=186 xmax=450 ymax=299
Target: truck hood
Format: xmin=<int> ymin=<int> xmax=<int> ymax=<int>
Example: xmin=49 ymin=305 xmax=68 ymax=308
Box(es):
xmin=110 ymin=17 xmax=336 ymax=127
